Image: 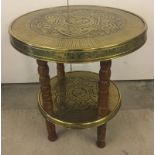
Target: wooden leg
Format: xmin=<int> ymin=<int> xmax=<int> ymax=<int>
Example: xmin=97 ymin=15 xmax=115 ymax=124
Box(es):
xmin=57 ymin=63 xmax=65 ymax=80
xmin=46 ymin=120 xmax=57 ymax=141
xmin=37 ymin=59 xmax=57 ymax=141
xmin=56 ymin=63 xmax=66 ymax=110
xmin=96 ymin=60 xmax=111 ymax=148
xmin=97 ymin=124 xmax=107 ymax=148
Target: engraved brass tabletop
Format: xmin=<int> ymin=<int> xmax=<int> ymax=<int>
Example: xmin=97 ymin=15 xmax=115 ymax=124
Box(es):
xmin=9 ymin=5 xmax=147 ymax=63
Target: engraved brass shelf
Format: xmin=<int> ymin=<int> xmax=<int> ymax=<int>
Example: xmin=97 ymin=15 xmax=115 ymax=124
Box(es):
xmin=9 ymin=5 xmax=147 ymax=63
xmin=38 ymin=71 xmax=121 ymax=129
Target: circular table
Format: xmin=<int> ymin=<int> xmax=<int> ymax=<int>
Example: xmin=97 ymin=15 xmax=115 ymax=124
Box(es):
xmin=9 ymin=5 xmax=147 ymax=148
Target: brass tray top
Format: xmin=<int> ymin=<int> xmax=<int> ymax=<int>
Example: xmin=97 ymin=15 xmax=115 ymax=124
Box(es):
xmin=38 ymin=71 xmax=121 ymax=129
xmin=9 ymin=5 xmax=147 ymax=63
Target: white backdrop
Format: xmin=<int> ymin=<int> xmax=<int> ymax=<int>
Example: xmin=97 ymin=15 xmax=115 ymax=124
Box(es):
xmin=2 ymin=0 xmax=154 ymax=83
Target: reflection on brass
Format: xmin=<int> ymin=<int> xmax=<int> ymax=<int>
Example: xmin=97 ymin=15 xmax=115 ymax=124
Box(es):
xmin=38 ymin=71 xmax=121 ymax=129
xmin=9 ymin=5 xmax=147 ymax=63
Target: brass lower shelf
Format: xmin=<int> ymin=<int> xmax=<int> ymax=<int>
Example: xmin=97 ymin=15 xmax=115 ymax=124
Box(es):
xmin=38 ymin=71 xmax=121 ymax=129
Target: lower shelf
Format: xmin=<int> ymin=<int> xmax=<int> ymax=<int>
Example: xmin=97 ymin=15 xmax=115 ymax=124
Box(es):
xmin=38 ymin=71 xmax=121 ymax=129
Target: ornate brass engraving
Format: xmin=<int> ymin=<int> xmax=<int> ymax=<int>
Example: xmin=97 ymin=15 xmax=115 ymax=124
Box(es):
xmin=9 ymin=5 xmax=147 ymax=63
xmin=30 ymin=8 xmax=125 ymax=38
xmin=38 ymin=71 xmax=121 ymax=129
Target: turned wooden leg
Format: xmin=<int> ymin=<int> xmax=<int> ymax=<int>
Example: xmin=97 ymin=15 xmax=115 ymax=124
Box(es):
xmin=97 ymin=124 xmax=107 ymax=148
xmin=37 ymin=59 xmax=57 ymax=141
xmin=56 ymin=63 xmax=66 ymax=110
xmin=57 ymin=63 xmax=65 ymax=80
xmin=96 ymin=60 xmax=111 ymax=148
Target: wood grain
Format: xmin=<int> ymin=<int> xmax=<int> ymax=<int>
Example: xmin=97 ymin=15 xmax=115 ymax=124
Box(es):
xmin=96 ymin=60 xmax=111 ymax=148
xmin=37 ymin=59 xmax=57 ymax=141
xmin=57 ymin=63 xmax=65 ymax=80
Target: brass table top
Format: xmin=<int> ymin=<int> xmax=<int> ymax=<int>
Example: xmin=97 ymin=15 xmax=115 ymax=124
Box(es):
xmin=9 ymin=5 xmax=147 ymax=63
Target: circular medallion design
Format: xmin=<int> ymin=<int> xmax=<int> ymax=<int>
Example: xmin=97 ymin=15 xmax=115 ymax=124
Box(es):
xmin=30 ymin=7 xmax=126 ymax=38
xmin=52 ymin=76 xmax=98 ymax=113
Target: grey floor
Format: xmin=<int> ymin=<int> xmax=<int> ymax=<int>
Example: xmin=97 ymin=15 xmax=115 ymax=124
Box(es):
xmin=2 ymin=80 xmax=154 ymax=155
